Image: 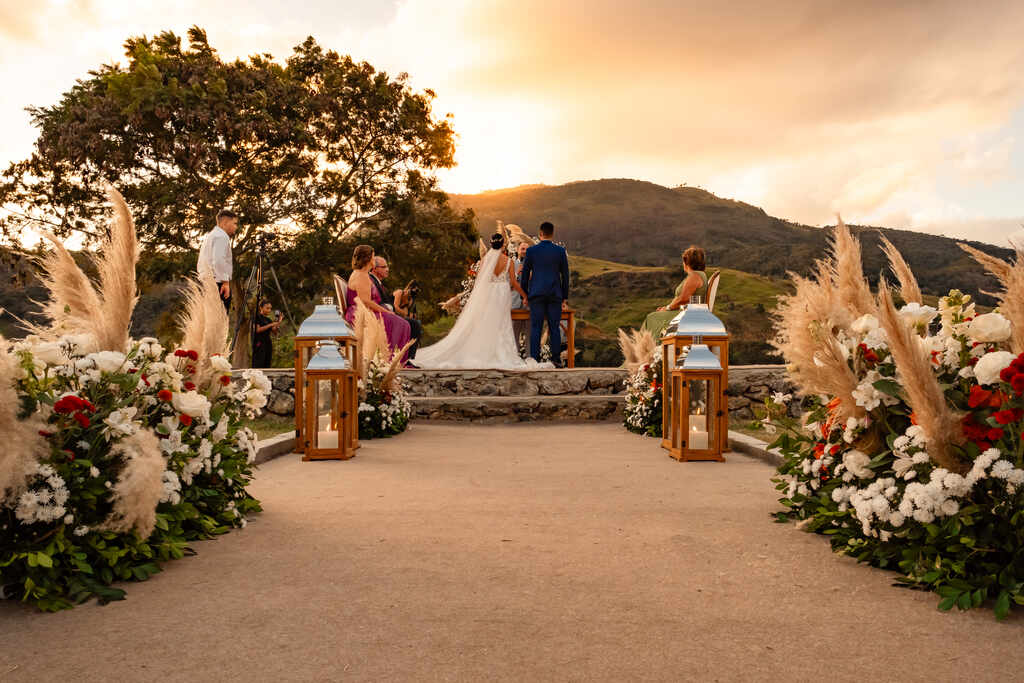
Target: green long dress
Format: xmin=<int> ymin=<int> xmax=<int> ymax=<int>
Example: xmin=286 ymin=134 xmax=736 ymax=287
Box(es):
xmin=641 ymin=271 xmax=708 ymax=338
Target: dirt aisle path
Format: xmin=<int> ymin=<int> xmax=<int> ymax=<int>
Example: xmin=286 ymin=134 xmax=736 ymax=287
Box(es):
xmin=2 ymin=422 xmax=1022 ymax=682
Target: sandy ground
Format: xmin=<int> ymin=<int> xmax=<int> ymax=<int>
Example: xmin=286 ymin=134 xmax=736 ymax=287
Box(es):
xmin=2 ymin=422 xmax=1023 ymax=682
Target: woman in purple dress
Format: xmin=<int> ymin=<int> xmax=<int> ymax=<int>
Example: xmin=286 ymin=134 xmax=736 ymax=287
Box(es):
xmin=346 ymin=245 xmax=412 ymax=362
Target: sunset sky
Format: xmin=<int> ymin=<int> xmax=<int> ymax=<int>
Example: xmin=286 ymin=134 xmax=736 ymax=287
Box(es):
xmin=2 ymin=0 xmax=1024 ymax=244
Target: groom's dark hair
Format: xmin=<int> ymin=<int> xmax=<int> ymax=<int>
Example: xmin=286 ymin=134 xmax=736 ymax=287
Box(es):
xmin=539 ymin=221 xmax=554 ymax=237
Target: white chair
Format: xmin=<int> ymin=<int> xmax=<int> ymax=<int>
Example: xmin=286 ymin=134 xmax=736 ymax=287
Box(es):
xmin=706 ymin=271 xmax=721 ymax=312
xmin=333 ymin=274 xmax=349 ymax=318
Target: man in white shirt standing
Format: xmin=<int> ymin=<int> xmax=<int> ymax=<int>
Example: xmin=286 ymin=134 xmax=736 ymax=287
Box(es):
xmin=197 ymin=209 xmax=238 ymax=312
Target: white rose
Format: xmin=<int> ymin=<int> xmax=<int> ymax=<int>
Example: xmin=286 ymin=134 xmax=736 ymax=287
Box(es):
xmin=210 ymin=355 xmax=232 ymax=373
xmin=171 ymin=390 xmax=212 ymax=421
xmin=30 ymin=341 xmax=66 ymax=366
xmin=851 ymin=314 xmax=880 ymax=335
xmin=88 ymin=351 xmax=127 ymax=374
xmin=974 ymin=351 xmax=1015 ymax=386
xmin=898 ymin=303 xmax=938 ymax=331
xmin=966 ymin=312 xmax=1012 ymax=343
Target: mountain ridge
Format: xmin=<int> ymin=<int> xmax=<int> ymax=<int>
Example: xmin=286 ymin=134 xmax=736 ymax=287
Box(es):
xmin=451 ymin=178 xmax=1011 ymax=304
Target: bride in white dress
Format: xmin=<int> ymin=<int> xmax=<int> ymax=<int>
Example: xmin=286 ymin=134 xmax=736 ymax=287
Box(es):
xmin=416 ymin=233 xmax=550 ymax=369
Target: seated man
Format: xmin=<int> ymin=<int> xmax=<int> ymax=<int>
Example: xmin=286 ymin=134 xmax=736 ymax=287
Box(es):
xmin=370 ymin=256 xmax=423 ymax=361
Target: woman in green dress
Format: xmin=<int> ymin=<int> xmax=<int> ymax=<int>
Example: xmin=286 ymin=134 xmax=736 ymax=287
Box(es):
xmin=642 ymin=246 xmax=708 ymax=338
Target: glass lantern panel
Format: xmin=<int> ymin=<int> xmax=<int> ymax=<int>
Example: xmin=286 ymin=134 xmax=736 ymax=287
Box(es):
xmin=313 ymin=378 xmax=340 ymax=450
xmin=687 ymin=379 xmax=714 ymax=450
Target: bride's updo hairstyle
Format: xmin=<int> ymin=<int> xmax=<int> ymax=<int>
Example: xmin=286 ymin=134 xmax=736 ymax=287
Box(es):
xmin=352 ymin=244 xmax=374 ymax=270
xmin=490 ymin=233 xmax=506 ymax=250
xmin=682 ymin=246 xmax=706 ymax=272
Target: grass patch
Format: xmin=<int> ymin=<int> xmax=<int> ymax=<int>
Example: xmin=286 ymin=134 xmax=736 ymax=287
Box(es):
xmin=248 ymin=413 xmax=294 ymax=441
xmin=569 ymin=255 xmax=665 ymax=279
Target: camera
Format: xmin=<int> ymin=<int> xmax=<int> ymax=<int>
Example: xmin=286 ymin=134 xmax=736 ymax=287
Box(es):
xmin=274 ymin=309 xmax=283 ymax=320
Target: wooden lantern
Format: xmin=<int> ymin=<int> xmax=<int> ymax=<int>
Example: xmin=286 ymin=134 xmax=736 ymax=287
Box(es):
xmin=295 ymin=298 xmax=358 ymax=455
xmin=661 ymin=299 xmax=730 ymax=454
xmin=302 ymin=342 xmax=359 ymax=461
xmin=669 ymin=339 xmax=727 ymax=462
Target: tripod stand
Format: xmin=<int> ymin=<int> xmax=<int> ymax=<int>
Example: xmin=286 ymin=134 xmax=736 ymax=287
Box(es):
xmin=229 ymin=234 xmax=298 ymax=363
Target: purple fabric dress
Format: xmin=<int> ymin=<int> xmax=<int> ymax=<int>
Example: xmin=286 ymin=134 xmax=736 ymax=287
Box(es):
xmin=345 ymin=286 xmax=412 ymax=362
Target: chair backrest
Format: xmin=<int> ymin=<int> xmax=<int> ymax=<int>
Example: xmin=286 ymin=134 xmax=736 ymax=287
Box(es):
xmin=706 ymin=270 xmax=721 ymax=312
xmin=333 ymin=274 xmax=349 ymax=317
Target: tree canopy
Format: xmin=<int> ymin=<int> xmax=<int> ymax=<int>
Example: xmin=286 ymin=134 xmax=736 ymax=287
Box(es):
xmin=0 ymin=26 xmax=459 ymax=257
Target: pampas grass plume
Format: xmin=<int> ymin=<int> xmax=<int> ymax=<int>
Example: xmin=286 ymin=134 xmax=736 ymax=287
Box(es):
xmin=0 ymin=338 xmax=49 ymax=500
xmin=878 ymin=233 xmax=922 ymax=304
xmin=99 ymin=429 xmax=165 ymax=539
xmin=876 ymin=285 xmax=968 ymax=473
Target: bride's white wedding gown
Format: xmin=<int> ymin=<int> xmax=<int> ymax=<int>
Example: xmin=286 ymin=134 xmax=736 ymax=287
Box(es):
xmin=416 ymin=248 xmax=551 ymax=370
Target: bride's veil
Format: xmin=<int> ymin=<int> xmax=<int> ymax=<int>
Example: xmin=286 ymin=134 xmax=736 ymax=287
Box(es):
xmin=415 ymin=248 xmax=507 ymax=366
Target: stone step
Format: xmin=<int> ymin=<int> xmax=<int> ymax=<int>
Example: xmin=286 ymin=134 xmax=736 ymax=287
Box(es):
xmin=400 ymin=368 xmax=628 ymax=398
xmin=410 ymin=395 xmax=624 ymax=423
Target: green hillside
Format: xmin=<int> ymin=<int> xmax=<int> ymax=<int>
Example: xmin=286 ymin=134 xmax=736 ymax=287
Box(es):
xmin=453 ymin=179 xmax=1011 ymax=307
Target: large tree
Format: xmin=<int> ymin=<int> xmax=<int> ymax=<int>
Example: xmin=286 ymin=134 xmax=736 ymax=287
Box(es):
xmin=0 ymin=27 xmax=476 ymax=360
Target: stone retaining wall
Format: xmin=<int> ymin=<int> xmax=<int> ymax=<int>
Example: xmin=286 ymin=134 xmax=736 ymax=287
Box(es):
xmin=726 ymin=365 xmax=800 ymax=420
xmin=253 ymin=365 xmax=797 ymax=420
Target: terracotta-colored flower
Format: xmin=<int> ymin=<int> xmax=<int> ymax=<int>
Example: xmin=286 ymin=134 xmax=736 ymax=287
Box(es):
xmin=968 ymin=385 xmax=992 ymax=409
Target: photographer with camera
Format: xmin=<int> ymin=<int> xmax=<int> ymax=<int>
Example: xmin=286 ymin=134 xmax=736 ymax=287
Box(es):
xmin=252 ymin=298 xmax=282 ymax=368
xmin=370 ymin=256 xmax=422 ymax=362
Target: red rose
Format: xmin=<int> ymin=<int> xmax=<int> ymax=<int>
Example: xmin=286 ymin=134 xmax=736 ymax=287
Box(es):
xmin=968 ymin=357 xmax=979 ymax=366
xmin=187 ymin=350 xmax=199 ymax=362
xmin=1000 ymin=367 xmax=1017 ymax=383
xmin=186 ymin=365 xmax=197 ymax=375
xmin=968 ymin=385 xmax=992 ymax=409
xmin=158 ymin=389 xmax=173 ymax=402
xmin=73 ymin=412 xmax=90 ymax=428
xmin=987 ymin=427 xmax=1005 ymax=442
xmin=219 ymin=375 xmax=231 ymax=386
xmin=184 ymin=381 xmax=196 ymax=391
xmin=54 ymin=395 xmax=84 ymax=414
xmin=174 ymin=349 xmax=189 ymax=358
xmin=179 ymin=414 xmax=193 ymax=426
xmin=994 ymin=409 xmax=1019 ymax=425
xmin=1012 ymin=374 xmax=1024 ymax=396
xmin=1012 ymin=356 xmax=1024 ymax=372
xmin=976 ymin=441 xmax=991 ymax=451
xmin=81 ymin=399 xmax=96 ymax=413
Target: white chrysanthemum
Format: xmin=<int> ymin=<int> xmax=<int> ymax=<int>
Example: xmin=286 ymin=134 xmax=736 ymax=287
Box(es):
xmin=30 ymin=341 xmax=67 ymax=366
xmin=843 ymin=450 xmax=875 ymax=479
xmin=974 ymin=351 xmax=1015 ymax=386
xmin=210 ymin=355 xmax=232 ymax=373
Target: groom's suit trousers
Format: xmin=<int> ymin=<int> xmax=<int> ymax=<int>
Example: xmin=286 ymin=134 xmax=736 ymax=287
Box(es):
xmin=529 ymin=296 xmax=562 ymax=364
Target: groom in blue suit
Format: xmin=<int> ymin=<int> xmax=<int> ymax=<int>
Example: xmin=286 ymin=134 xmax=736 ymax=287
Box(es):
xmin=519 ymin=221 xmax=570 ymax=366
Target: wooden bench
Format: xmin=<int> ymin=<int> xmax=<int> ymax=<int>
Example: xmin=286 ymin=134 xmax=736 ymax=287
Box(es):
xmin=510 ymin=308 xmax=576 ymax=368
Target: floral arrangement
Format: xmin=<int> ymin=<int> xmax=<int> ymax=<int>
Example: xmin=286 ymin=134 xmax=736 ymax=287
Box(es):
xmin=0 ymin=189 xmax=268 ymax=610
xmin=619 ymin=328 xmax=663 ymax=437
xmin=770 ymin=220 xmax=1024 ymax=619
xmin=358 ymin=356 xmax=412 ymax=438
xmin=352 ymin=299 xmax=413 ymax=438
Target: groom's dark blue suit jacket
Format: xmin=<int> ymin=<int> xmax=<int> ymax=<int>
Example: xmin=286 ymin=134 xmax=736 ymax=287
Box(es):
xmin=519 ymin=240 xmax=570 ymax=301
